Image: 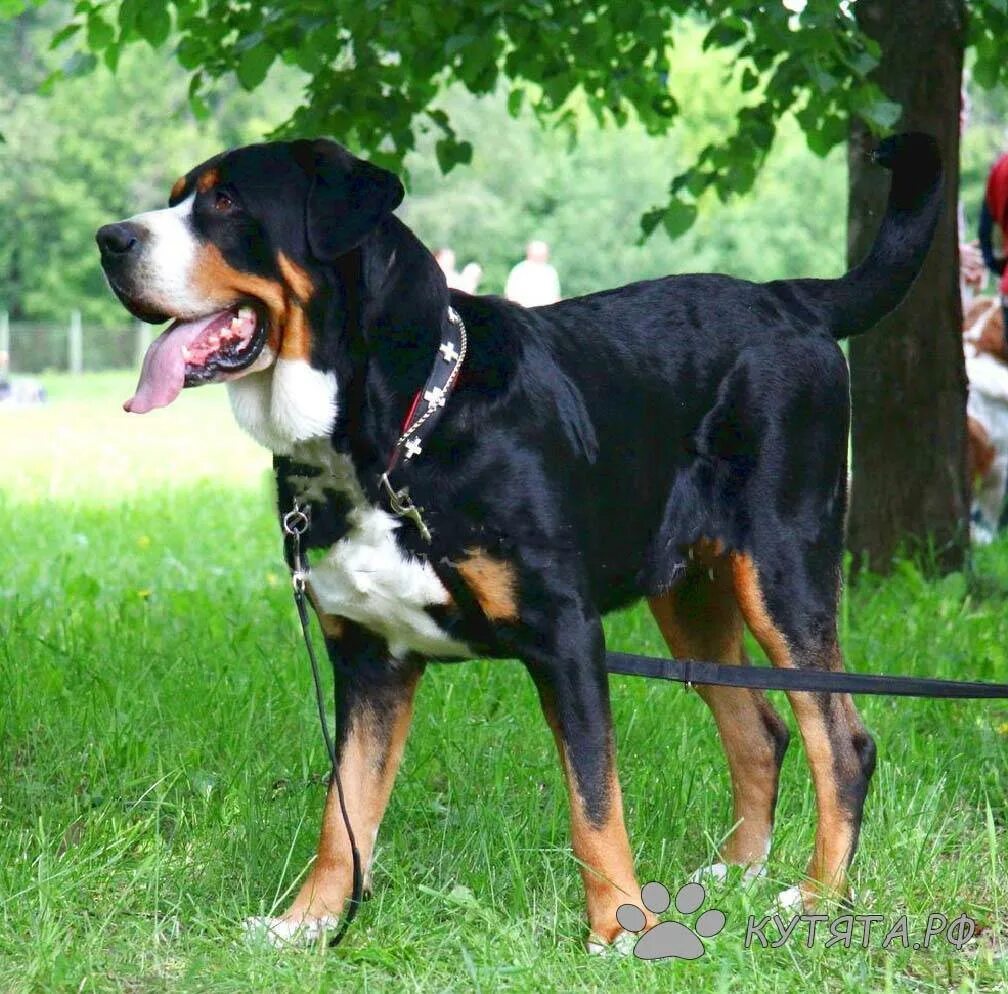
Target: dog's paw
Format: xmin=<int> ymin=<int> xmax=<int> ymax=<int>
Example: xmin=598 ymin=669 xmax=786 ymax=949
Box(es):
xmin=243 ymin=913 xmax=340 ymax=947
xmin=586 ymin=929 xmax=637 ymax=956
xmin=773 ymin=883 xmax=856 ymax=915
xmin=775 ymin=885 xmax=805 ymax=912
xmin=690 ymin=861 xmax=766 ymax=885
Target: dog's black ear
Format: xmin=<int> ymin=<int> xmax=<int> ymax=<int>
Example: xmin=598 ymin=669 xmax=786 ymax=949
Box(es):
xmin=293 ymin=139 xmax=404 ymax=262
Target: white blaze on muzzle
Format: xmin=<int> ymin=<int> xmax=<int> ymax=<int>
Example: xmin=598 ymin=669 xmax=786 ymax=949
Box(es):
xmin=124 ymin=195 xmax=217 ymax=317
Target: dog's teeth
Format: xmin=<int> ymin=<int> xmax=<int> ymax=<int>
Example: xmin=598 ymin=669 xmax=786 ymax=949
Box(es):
xmin=181 ymin=346 xmax=192 ymax=361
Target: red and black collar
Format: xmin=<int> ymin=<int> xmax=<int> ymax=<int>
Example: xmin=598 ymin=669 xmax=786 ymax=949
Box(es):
xmin=377 ymin=306 xmax=467 ymax=541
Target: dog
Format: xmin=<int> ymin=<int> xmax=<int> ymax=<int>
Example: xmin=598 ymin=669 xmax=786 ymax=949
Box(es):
xmin=963 ymin=296 xmax=1008 ymax=540
xmin=97 ymin=132 xmax=941 ymax=950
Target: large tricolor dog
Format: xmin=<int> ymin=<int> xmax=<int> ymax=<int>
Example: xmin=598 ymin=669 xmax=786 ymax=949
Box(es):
xmin=98 ymin=133 xmax=942 ymax=949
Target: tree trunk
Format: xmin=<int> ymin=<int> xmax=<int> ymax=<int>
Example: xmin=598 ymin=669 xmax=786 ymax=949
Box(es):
xmin=847 ymin=0 xmax=968 ymax=574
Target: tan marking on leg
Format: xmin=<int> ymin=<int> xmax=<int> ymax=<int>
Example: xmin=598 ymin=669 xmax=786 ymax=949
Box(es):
xmin=196 ymin=167 xmax=220 ymax=193
xmin=731 ymin=553 xmax=793 ymax=666
xmin=731 ymin=552 xmax=866 ymax=905
xmin=283 ymin=671 xmax=421 ymax=922
xmin=649 ymin=549 xmax=786 ymax=867
xmin=454 ymin=548 xmax=519 ymax=621
xmin=535 ymin=691 xmax=646 ymax=944
xmin=169 ymin=175 xmax=188 ymax=201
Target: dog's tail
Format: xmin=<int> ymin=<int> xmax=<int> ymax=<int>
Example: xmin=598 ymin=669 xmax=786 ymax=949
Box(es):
xmin=820 ymin=132 xmax=943 ymax=340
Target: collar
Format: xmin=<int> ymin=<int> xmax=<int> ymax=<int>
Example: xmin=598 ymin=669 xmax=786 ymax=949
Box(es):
xmin=378 ymin=305 xmax=468 ymax=541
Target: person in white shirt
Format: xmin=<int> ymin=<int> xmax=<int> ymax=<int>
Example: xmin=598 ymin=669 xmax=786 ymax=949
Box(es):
xmin=505 ymin=240 xmax=561 ymax=307
xmin=435 ymin=248 xmax=483 ymax=294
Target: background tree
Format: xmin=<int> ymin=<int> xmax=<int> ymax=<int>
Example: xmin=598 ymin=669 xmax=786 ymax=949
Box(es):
xmin=847 ymin=0 xmax=967 ymax=573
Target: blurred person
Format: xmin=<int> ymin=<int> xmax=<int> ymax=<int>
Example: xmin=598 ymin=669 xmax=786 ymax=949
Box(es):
xmin=435 ymin=246 xmax=482 ymax=293
xmin=505 ymin=239 xmax=561 ymax=306
xmin=961 ymin=239 xmax=985 ymax=302
xmin=978 ymin=150 xmax=1008 ymax=349
xmin=458 ymin=262 xmax=482 ymax=294
xmin=434 ymin=246 xmax=460 ymax=286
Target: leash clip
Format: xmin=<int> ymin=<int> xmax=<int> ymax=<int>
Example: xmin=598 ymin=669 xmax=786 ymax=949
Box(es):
xmin=379 ymin=473 xmax=432 ymax=544
xmin=282 ymin=500 xmax=311 ymax=592
xmin=282 ymin=502 xmax=310 ymax=538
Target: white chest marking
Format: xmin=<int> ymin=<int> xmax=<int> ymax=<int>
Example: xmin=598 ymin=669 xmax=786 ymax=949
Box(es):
xmin=227 ymin=358 xmax=338 ymax=454
xmin=286 ymin=442 xmax=472 ymax=661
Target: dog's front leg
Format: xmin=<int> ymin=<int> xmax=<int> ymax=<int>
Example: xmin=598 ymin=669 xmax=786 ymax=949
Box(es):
xmin=252 ymin=629 xmax=424 ymax=944
xmin=524 ymin=614 xmax=647 ymax=952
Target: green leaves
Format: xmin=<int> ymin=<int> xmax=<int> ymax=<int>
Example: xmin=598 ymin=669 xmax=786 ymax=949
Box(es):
xmin=85 ymin=11 xmax=112 ymax=49
xmin=859 ymin=98 xmax=901 ymax=131
xmin=236 ymin=42 xmax=274 ymax=91
xmin=135 ymin=3 xmax=170 ymax=48
xmin=434 ymin=136 xmax=473 ymax=174
xmin=660 ymin=199 xmax=699 ymax=238
xmin=48 ymin=0 xmax=906 ymax=240
xmin=703 ymin=16 xmax=748 ymax=51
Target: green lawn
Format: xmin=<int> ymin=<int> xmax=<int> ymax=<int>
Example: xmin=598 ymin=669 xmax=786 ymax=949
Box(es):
xmin=1 ymin=373 xmax=1006 ymax=992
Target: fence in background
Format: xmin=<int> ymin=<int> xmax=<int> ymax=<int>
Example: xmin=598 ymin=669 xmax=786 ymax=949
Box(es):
xmin=0 ymin=311 xmax=151 ymax=376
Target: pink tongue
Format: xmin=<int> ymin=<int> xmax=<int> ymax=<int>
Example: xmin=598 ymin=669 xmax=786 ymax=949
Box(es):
xmin=123 ymin=312 xmax=229 ymax=414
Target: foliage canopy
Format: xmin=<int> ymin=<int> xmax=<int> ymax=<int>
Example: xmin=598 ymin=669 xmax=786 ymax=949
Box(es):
xmin=36 ymin=0 xmax=953 ymax=237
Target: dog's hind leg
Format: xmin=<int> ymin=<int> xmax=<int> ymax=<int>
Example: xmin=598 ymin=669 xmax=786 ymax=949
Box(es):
xmin=648 ymin=545 xmax=790 ymax=880
xmin=731 ymin=550 xmax=876 ymax=909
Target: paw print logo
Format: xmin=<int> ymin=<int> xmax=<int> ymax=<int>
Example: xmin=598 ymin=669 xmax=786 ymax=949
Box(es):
xmin=616 ymin=881 xmax=725 ymax=961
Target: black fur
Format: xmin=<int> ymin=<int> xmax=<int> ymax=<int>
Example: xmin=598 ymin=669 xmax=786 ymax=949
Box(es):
xmin=100 ymin=132 xmax=942 ymax=927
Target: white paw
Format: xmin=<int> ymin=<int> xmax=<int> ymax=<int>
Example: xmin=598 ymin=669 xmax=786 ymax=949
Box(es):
xmin=586 ymin=929 xmax=637 ymax=956
xmin=691 ymin=861 xmax=766 ymax=884
xmin=690 ymin=862 xmax=729 ymax=884
xmin=772 ymin=884 xmax=856 ymax=914
xmin=243 ymin=913 xmax=340 ymax=947
xmin=775 ymin=885 xmax=805 ymax=912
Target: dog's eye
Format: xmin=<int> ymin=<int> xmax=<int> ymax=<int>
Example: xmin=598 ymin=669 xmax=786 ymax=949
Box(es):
xmin=214 ymin=190 xmax=234 ymax=212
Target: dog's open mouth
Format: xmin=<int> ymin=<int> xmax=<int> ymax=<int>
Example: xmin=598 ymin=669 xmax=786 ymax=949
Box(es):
xmin=124 ymin=304 xmax=267 ymax=414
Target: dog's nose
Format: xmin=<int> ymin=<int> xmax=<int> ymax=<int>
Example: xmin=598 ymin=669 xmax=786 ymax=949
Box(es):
xmin=96 ymin=222 xmax=140 ymax=256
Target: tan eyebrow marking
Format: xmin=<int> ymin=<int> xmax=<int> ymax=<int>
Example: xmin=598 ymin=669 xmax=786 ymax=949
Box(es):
xmin=196 ymin=167 xmax=220 ymax=194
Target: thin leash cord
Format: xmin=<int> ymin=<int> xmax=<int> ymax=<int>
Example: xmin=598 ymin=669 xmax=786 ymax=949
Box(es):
xmin=284 ymin=506 xmax=362 ymax=948
xmin=293 ymin=590 xmax=363 ymax=948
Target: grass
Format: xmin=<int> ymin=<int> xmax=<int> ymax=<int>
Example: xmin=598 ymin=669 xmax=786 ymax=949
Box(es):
xmin=1 ymin=372 xmax=1007 ymax=992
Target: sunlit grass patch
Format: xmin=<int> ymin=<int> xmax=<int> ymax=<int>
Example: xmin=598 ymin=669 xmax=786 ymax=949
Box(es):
xmin=0 ymin=375 xmax=1006 ymax=992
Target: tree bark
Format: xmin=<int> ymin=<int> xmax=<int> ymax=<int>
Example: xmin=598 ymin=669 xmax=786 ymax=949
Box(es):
xmin=847 ymin=0 xmax=968 ymax=574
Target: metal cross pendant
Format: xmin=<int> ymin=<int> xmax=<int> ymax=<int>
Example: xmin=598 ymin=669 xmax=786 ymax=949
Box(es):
xmin=404 ymin=436 xmax=423 ymax=459
xmin=439 ymin=341 xmax=460 ymax=364
xmin=424 ymin=386 xmax=446 ymax=410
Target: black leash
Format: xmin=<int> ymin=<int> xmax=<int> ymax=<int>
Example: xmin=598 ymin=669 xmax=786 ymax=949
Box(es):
xmin=282 ymin=501 xmax=363 ymax=949
xmin=606 ymin=650 xmax=1008 ymax=698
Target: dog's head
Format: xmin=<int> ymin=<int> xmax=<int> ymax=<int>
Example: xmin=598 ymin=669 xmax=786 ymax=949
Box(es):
xmin=97 ymin=139 xmax=404 ymax=449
